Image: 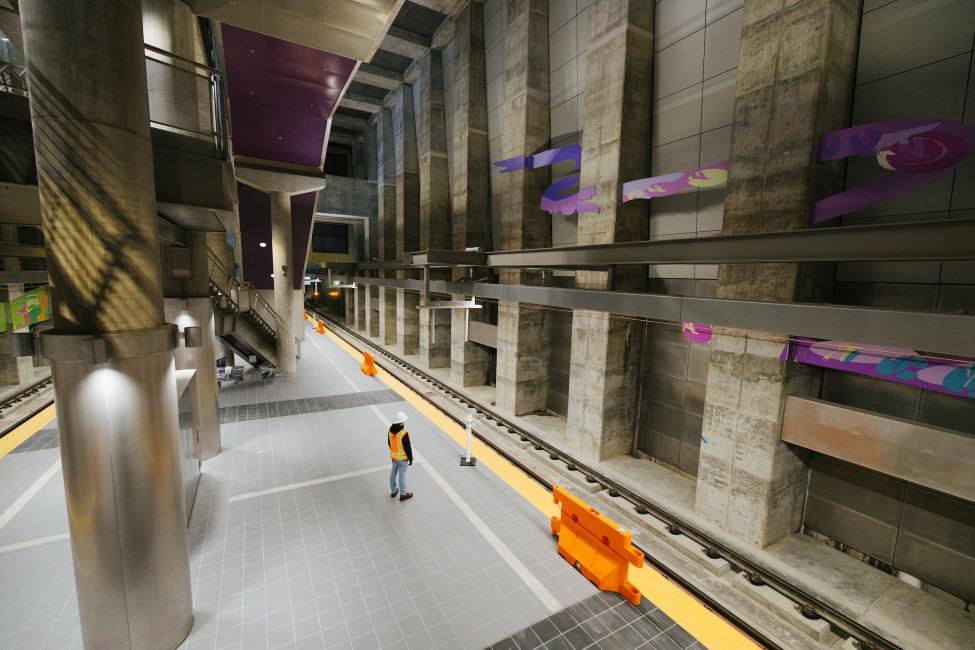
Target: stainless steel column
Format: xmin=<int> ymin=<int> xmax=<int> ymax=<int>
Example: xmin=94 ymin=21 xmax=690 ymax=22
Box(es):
xmin=270 ymin=190 xmax=297 ymax=374
xmin=19 ymin=1 xmax=194 ymax=647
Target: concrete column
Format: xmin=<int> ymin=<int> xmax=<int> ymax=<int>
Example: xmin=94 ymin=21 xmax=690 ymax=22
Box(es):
xmin=392 ymin=83 xmax=420 ymax=259
xmin=417 ymin=50 xmax=451 ymax=251
xmin=344 ymin=287 xmax=354 ymax=325
xmin=354 ymin=282 xmax=367 ymax=331
xmin=377 ymin=109 xmax=397 ymax=262
xmin=367 ymin=283 xmax=380 ymax=337
xmin=495 ymin=0 xmax=552 ymax=416
xmin=379 ymin=285 xmax=397 ymax=345
xmin=445 ymin=2 xmax=493 ymax=386
xmin=694 ymin=0 xmax=859 ymax=547
xmin=270 ymin=191 xmax=297 ymax=374
xmin=566 ymin=0 xmax=653 ymax=462
xmin=416 ymin=49 xmax=452 ymax=367
xmin=397 ymin=289 xmax=419 ymax=355
xmin=163 ymin=232 xmax=222 ymax=460
xmin=20 ymin=1 xmax=192 ymax=647
xmin=292 ymin=288 xmax=305 ymax=345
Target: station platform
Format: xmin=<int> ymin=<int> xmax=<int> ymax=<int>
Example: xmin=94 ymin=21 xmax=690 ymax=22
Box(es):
xmin=0 ymin=320 xmax=755 ymax=650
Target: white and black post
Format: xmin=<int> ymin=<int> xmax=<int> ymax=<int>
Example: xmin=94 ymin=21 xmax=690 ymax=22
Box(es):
xmin=460 ymin=413 xmax=477 ymax=466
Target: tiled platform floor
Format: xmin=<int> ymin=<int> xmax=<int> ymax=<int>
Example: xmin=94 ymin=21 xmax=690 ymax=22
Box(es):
xmin=1 ymin=321 xmax=705 ymax=650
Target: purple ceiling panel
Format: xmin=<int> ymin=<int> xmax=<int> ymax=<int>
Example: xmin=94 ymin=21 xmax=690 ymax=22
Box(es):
xmin=237 ymin=183 xmax=319 ymax=292
xmin=222 ymin=23 xmax=356 ymax=168
xmin=238 ymin=183 xmax=273 ymax=290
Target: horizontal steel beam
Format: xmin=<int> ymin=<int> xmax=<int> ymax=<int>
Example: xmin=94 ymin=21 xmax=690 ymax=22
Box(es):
xmin=411 ymin=219 xmax=975 ymax=267
xmin=337 ymin=274 xmax=975 ymax=358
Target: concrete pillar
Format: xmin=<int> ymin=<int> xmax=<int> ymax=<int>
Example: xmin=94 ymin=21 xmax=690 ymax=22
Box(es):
xmin=416 ymin=49 xmax=452 ymax=367
xmin=367 ymin=283 xmax=380 ymax=337
xmin=344 ymin=287 xmax=354 ymax=325
xmin=495 ymin=0 xmax=551 ymax=416
xmin=392 ymin=83 xmax=420 ymax=260
xmin=292 ymin=288 xmax=305 ymax=344
xmin=417 ymin=50 xmax=451 ymax=251
xmin=354 ymin=282 xmax=367 ymax=331
xmin=694 ymin=0 xmax=859 ymax=547
xmin=164 ymin=232 xmax=222 ymax=460
xmin=566 ymin=0 xmax=653 ymax=462
xmin=20 ymin=1 xmax=193 ymax=647
xmin=445 ymin=2 xmax=493 ymax=386
xmin=397 ymin=289 xmax=419 ymax=355
xmin=270 ymin=191 xmax=297 ymax=374
xmin=377 ymin=109 xmax=397 ymax=261
xmin=420 ymin=306 xmax=451 ymax=368
xmin=379 ymin=285 xmax=397 ymax=345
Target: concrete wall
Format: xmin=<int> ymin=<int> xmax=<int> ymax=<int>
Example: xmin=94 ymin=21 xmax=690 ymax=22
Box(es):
xmin=803 ymin=0 xmax=975 ymax=603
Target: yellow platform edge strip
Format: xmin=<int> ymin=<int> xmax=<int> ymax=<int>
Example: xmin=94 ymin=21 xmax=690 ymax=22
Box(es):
xmin=0 ymin=404 xmax=56 ymax=460
xmin=322 ymin=327 xmax=760 ymax=650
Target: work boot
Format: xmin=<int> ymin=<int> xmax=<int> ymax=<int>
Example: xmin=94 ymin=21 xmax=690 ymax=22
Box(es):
xmin=399 ymin=492 xmax=414 ymax=502
xmin=390 ymin=488 xmax=398 ymax=498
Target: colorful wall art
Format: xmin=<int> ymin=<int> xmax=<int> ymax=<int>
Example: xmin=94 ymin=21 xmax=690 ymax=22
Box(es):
xmin=781 ymin=338 xmax=975 ymax=400
xmin=2 ymin=286 xmax=51 ymax=332
xmin=494 ymin=144 xmax=598 ymax=215
xmin=494 ymin=118 xmax=974 ymax=223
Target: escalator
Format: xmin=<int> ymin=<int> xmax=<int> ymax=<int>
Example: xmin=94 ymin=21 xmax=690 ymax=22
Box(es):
xmin=208 ymin=252 xmax=280 ymax=368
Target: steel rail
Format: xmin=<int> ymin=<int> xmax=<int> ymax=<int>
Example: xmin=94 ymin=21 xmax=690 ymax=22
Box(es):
xmin=0 ymin=375 xmax=54 ymax=440
xmin=313 ymin=307 xmax=899 ymax=650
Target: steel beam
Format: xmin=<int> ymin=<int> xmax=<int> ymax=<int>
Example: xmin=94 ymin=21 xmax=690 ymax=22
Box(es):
xmin=336 ymin=274 xmax=975 ymax=358
xmin=411 ymin=219 xmax=975 ymax=268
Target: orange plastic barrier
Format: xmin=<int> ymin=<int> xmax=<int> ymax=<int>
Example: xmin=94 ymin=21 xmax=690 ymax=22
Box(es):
xmin=304 ymin=310 xmax=310 ymax=321
xmin=550 ymin=485 xmax=644 ymax=605
xmin=316 ymin=319 xmax=325 ymax=335
xmin=361 ymin=351 xmax=378 ymax=376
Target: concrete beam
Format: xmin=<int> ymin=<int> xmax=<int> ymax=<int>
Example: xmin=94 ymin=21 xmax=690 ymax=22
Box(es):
xmin=409 ymin=0 xmax=469 ymax=16
xmin=332 ymin=113 xmax=369 ymax=131
xmin=380 ymin=26 xmax=429 ymax=60
xmin=355 ymin=63 xmax=401 ymax=91
xmin=236 ymin=166 xmax=326 ymax=195
xmin=340 ymin=92 xmax=381 ymax=114
xmin=328 ymin=131 xmax=357 ymax=146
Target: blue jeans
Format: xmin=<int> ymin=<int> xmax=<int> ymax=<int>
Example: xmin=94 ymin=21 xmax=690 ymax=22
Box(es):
xmin=389 ymin=460 xmax=408 ymax=493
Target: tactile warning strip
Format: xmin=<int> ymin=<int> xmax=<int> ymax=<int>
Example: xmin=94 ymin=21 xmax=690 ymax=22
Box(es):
xmin=218 ymin=388 xmax=402 ymax=424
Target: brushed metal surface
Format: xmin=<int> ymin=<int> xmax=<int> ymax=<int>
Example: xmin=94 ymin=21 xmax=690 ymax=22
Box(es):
xmin=783 ymin=396 xmax=975 ymax=502
xmin=51 ymin=349 xmax=193 ymax=650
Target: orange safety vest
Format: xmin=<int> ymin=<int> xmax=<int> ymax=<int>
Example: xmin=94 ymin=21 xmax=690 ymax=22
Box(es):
xmin=389 ymin=429 xmax=408 ymax=461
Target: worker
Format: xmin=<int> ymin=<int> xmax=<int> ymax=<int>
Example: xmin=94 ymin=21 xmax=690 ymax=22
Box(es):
xmin=388 ymin=411 xmax=413 ymax=501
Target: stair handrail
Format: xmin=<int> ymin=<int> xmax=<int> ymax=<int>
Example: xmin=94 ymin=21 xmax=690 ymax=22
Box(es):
xmin=239 ymin=281 xmax=286 ymax=334
xmin=206 ymin=251 xmax=238 ymax=306
xmin=0 ymin=62 xmax=28 ymax=97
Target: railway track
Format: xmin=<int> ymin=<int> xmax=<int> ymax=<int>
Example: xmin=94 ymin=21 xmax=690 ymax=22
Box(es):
xmin=0 ymin=375 xmax=54 ymax=438
xmin=312 ymin=307 xmax=898 ymax=650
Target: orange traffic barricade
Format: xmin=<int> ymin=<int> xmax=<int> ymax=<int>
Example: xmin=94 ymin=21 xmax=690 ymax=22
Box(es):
xmin=551 ymin=485 xmax=644 ymax=605
xmin=361 ymin=351 xmax=377 ymax=376
xmin=304 ymin=310 xmax=310 ymax=321
xmin=316 ymin=319 xmax=325 ymax=335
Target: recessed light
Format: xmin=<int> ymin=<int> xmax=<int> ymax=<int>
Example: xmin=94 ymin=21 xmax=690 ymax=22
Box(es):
xmin=277 ymin=136 xmax=283 ymax=140
xmin=259 ymin=242 xmax=267 ymax=247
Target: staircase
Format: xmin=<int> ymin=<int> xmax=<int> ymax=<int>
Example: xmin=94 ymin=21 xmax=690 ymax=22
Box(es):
xmin=208 ymin=252 xmax=281 ymax=368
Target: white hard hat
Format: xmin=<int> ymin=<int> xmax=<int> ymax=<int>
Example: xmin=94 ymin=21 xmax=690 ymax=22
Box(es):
xmin=392 ymin=411 xmax=408 ymax=424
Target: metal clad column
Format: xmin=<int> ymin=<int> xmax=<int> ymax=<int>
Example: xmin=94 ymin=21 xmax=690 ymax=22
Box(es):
xmin=19 ymin=0 xmax=193 ymax=647
xmin=271 ymin=190 xmax=297 ymax=374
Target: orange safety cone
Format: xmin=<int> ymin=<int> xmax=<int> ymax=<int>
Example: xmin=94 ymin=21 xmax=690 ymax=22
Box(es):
xmin=316 ymin=319 xmax=325 ymax=335
xmin=361 ymin=352 xmax=378 ymax=376
xmin=550 ymin=485 xmax=644 ymax=605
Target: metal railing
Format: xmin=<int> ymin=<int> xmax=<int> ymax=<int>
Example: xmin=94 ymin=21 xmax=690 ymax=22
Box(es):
xmin=1 ymin=44 xmax=228 ymax=160
xmin=0 ymin=62 xmax=27 ymax=96
xmin=207 ymin=251 xmax=282 ymax=337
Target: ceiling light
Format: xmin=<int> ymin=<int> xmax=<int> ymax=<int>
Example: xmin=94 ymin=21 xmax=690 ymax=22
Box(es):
xmin=259 ymin=242 xmax=267 ymax=247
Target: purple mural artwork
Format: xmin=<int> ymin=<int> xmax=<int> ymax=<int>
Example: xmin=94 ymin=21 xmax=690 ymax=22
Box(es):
xmin=494 ymin=145 xmax=598 ymax=214
xmin=622 ymin=161 xmax=729 ymax=203
xmin=812 ymin=118 xmax=975 ymax=224
xmin=492 ymin=118 xmax=974 ymax=221
xmin=681 ymin=322 xmax=713 ymax=345
xmin=780 ymin=338 xmax=975 ymax=400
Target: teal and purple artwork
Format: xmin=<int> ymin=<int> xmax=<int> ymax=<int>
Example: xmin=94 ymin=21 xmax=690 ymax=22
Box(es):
xmin=781 ymin=338 xmax=975 ymax=400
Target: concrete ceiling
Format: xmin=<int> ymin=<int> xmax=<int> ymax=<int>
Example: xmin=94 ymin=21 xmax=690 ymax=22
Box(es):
xmin=187 ymin=0 xmax=406 ymax=62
